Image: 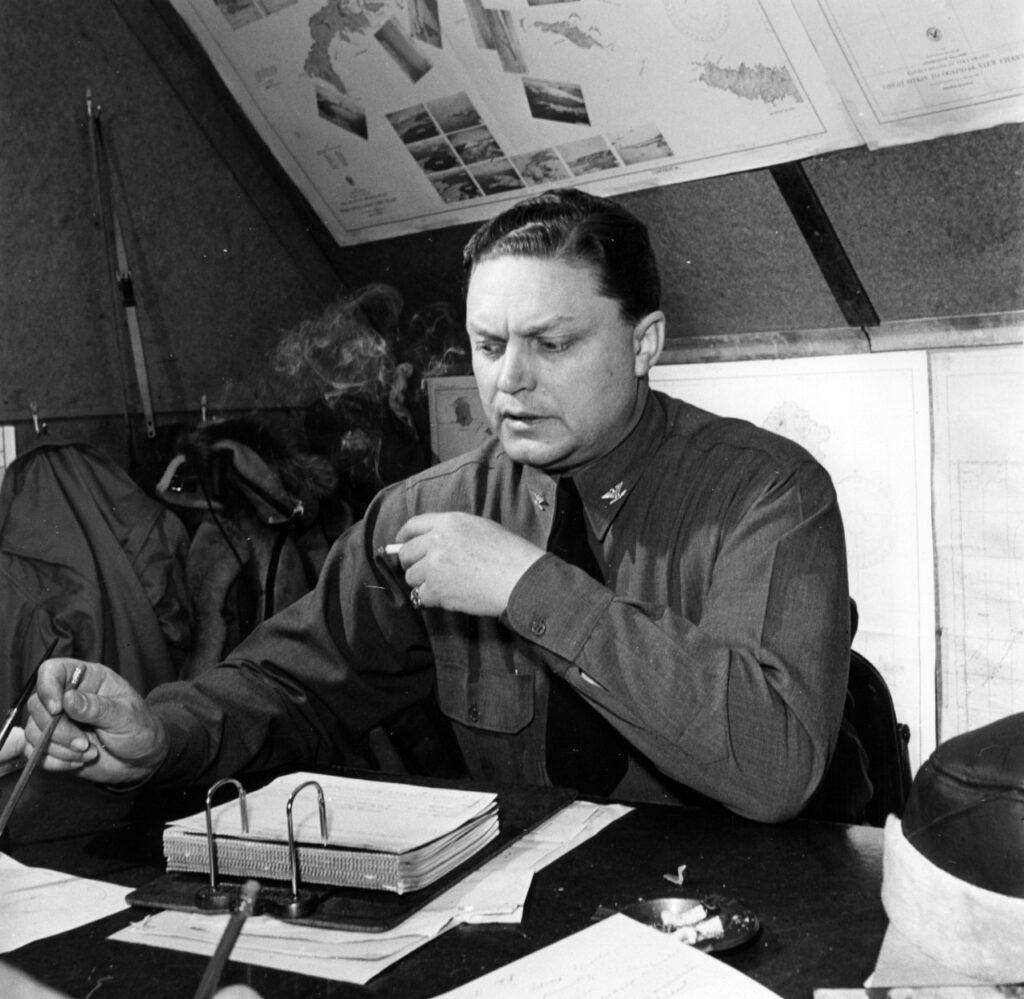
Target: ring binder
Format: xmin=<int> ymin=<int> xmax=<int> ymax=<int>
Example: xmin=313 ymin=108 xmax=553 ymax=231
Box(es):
xmin=195 ymin=778 xmax=249 ymax=912
xmin=128 ymin=772 xmax=576 ymax=932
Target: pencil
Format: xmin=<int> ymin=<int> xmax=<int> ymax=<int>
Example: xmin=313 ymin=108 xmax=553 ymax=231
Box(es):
xmin=0 ymin=637 xmax=59 ymax=758
xmin=0 ymin=662 xmax=86 ymax=839
xmin=192 ymin=879 xmax=261 ymax=999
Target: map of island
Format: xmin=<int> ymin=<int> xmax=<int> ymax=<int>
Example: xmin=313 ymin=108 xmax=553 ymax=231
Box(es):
xmin=305 ymin=0 xmax=387 ymax=94
xmin=695 ymin=59 xmax=803 ymax=105
xmin=528 ymin=16 xmax=610 ymax=51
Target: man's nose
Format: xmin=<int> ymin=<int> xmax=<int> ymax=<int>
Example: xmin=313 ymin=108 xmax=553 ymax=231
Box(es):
xmin=495 ymin=341 xmax=534 ymax=393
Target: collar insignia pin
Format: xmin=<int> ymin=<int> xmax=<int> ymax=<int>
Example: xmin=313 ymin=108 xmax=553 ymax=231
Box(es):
xmin=601 ymin=481 xmax=627 ymax=504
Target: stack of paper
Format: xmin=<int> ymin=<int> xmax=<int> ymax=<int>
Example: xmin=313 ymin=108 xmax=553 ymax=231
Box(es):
xmin=163 ymin=772 xmax=498 ymax=894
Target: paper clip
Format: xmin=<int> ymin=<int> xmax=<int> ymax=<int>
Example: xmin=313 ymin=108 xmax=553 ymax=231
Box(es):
xmin=272 ymin=779 xmax=328 ymax=919
xmin=195 ymin=778 xmax=249 ymax=912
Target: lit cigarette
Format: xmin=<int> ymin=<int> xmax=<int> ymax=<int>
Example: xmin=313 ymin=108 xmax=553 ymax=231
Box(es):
xmin=378 ymin=543 xmax=403 ymax=556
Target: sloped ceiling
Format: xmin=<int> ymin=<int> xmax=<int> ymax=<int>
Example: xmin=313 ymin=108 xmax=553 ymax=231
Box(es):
xmin=1 ymin=0 xmax=1022 ymax=430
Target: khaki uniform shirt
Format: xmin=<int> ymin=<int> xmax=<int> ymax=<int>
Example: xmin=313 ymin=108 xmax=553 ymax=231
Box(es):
xmin=150 ymin=390 xmax=852 ymax=822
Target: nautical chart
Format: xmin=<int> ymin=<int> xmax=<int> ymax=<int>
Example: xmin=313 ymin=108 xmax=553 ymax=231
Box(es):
xmin=165 ymin=1 xmax=1023 ymax=243
xmin=931 ymin=343 xmax=1024 ymax=742
xmin=792 ymin=0 xmax=1024 ymax=147
xmin=168 ymin=0 xmax=861 ymax=244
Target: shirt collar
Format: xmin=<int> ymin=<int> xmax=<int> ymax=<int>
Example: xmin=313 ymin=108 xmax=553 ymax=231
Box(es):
xmin=521 ymin=388 xmax=666 ymax=541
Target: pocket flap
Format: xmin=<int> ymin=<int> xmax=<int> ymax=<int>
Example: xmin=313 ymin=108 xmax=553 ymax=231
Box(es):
xmin=435 ymin=657 xmax=535 ymax=735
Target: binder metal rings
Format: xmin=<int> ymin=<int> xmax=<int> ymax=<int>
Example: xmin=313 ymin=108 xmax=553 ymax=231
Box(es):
xmin=195 ymin=778 xmax=249 ymax=912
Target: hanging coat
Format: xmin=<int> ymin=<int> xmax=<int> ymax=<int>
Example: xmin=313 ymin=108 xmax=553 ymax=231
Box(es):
xmin=0 ymin=441 xmax=192 ymax=709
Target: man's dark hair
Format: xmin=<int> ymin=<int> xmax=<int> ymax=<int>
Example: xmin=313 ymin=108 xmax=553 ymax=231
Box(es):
xmin=462 ymin=187 xmax=661 ymax=322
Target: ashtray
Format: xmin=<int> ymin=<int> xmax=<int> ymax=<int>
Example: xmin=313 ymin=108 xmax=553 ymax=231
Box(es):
xmin=620 ymin=895 xmax=760 ymax=953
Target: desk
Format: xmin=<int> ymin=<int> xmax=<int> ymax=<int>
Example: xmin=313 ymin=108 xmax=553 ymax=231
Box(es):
xmin=1 ymin=770 xmax=886 ymax=999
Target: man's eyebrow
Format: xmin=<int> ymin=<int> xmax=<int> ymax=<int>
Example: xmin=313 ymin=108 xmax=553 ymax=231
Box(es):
xmin=468 ymin=316 xmax=577 ymax=337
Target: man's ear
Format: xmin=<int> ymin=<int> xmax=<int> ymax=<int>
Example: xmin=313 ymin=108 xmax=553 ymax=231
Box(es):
xmin=632 ymin=310 xmax=665 ymax=377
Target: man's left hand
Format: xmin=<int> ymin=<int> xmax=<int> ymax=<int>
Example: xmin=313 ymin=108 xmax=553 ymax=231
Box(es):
xmin=395 ymin=513 xmax=545 ymax=616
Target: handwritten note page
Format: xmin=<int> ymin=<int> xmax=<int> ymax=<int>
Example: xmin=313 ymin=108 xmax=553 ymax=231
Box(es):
xmin=0 ymin=853 xmax=128 ymax=953
xmin=434 ymin=913 xmax=780 ymax=998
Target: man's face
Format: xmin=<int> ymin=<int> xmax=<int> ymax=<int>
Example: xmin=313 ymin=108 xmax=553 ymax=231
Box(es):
xmin=466 ymin=255 xmax=661 ymax=474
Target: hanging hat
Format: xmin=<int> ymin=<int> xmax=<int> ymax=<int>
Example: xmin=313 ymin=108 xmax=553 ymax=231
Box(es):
xmin=153 ymin=418 xmax=339 ymax=530
xmin=155 ymin=439 xmax=306 ymax=526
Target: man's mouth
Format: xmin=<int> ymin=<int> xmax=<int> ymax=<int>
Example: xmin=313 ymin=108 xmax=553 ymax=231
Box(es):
xmin=500 ymin=411 xmax=544 ymax=426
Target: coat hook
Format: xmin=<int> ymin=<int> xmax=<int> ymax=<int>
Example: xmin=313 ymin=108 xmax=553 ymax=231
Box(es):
xmin=29 ymin=402 xmax=47 ymax=438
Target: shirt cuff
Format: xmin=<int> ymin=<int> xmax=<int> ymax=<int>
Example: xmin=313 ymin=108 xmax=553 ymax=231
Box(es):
xmin=503 ymin=552 xmax=614 ymax=667
xmin=143 ymin=693 xmax=218 ymax=788
xmin=96 ymin=708 xmax=198 ymax=794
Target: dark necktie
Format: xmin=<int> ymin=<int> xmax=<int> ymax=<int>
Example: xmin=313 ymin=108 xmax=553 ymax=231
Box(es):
xmin=544 ymin=477 xmax=629 ymax=796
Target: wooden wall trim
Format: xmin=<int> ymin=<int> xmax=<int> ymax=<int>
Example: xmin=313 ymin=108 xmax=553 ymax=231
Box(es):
xmin=658 ymin=312 xmax=1024 ymax=365
xmin=770 ymin=161 xmax=881 ymax=329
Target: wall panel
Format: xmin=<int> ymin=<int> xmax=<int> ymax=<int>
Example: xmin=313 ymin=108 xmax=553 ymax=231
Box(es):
xmin=329 ymin=167 xmax=851 ymax=347
xmin=0 ymin=0 xmax=344 ymax=429
xmin=805 ymin=125 xmax=1024 ymax=323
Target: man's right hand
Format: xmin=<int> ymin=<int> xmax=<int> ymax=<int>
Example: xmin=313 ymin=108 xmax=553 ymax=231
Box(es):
xmin=22 ymin=659 xmax=168 ymax=785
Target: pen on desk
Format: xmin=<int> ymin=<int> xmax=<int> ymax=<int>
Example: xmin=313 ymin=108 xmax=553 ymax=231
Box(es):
xmin=0 ymin=637 xmax=60 ymax=758
xmin=0 ymin=661 xmax=86 ymax=839
xmin=192 ymin=879 xmax=261 ymax=999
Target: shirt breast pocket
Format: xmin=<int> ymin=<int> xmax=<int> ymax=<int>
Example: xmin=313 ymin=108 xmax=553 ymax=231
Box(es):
xmin=434 ymin=650 xmax=536 ymax=735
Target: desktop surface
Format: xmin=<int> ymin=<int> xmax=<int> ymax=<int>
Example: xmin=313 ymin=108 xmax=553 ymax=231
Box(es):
xmin=1 ymin=769 xmax=886 ymax=999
